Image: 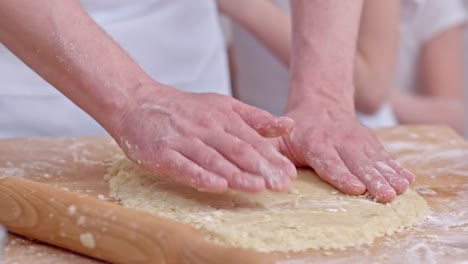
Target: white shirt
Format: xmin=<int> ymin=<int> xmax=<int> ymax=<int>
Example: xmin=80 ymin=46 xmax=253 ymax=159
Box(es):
xmin=0 ymin=0 xmax=230 ymax=138
xmin=230 ymin=0 xmax=466 ymax=128
xmin=396 ymin=0 xmax=467 ymax=93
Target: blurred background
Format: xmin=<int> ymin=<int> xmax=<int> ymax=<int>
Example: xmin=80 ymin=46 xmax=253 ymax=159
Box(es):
xmin=0 ymin=224 xmax=5 ymax=264
xmin=2 ymin=0 xmax=468 ymax=139
xmin=219 ymin=0 xmax=468 ymax=137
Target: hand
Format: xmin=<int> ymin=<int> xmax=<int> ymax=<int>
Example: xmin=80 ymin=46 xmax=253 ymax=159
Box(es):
xmin=275 ymin=104 xmax=415 ymax=202
xmin=114 ymin=85 xmax=296 ymax=193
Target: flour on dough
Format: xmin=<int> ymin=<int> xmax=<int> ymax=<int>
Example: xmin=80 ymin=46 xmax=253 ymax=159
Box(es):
xmin=106 ymin=156 xmax=430 ymax=252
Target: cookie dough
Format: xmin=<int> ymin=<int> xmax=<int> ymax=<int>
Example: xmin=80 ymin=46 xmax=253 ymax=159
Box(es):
xmin=106 ymin=156 xmax=430 ymax=252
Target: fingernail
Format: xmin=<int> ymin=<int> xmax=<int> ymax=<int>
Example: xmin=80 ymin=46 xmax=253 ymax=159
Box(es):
xmin=402 ymin=169 xmax=415 ymax=182
xmin=350 ymin=178 xmax=365 ymax=188
xmin=376 ymin=188 xmax=396 ymax=203
xmin=207 ymin=176 xmax=228 ymax=190
xmin=394 ymin=178 xmax=409 ymax=194
xmin=269 ymin=173 xmax=290 ymax=192
xmin=392 ymin=176 xmax=409 ymax=186
xmin=282 ymin=161 xmax=297 ymax=179
xmin=277 ymin=116 xmax=294 ymax=125
xmin=261 ymin=128 xmax=281 ymax=137
xmin=349 ymin=179 xmax=366 ymax=194
xmin=239 ymin=176 xmax=265 ymax=191
xmin=375 ymin=161 xmax=397 ymax=174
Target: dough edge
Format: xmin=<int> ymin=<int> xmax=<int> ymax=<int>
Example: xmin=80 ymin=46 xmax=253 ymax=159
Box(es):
xmin=106 ymin=155 xmax=430 ymax=252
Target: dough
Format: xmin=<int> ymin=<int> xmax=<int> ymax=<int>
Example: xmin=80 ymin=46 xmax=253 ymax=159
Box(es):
xmin=106 ymin=156 xmax=430 ymax=252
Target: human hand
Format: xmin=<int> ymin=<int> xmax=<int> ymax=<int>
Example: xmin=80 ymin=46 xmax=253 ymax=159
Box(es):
xmin=113 ymin=85 xmax=296 ymax=193
xmin=275 ymin=103 xmax=415 ymax=202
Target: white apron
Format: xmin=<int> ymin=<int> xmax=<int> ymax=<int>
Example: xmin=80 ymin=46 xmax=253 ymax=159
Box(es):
xmin=0 ymin=0 xmax=230 ymax=138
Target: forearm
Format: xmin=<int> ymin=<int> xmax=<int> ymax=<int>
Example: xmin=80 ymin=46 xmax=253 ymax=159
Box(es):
xmin=0 ymin=0 xmax=157 ymax=136
xmin=353 ymin=0 xmax=399 ymax=114
xmin=354 ymin=54 xmax=393 ymax=114
xmin=288 ymin=0 xmax=363 ymax=114
xmin=391 ymin=92 xmax=464 ymax=133
xmin=224 ymin=0 xmax=391 ymax=115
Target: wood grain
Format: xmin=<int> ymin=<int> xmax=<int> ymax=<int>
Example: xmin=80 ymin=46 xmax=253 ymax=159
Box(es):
xmin=1 ymin=126 xmax=467 ymax=263
xmin=0 ymin=177 xmax=271 ymax=264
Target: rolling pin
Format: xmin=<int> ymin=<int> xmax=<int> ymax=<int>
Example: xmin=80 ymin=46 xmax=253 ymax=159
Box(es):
xmin=0 ymin=177 xmax=270 ymax=264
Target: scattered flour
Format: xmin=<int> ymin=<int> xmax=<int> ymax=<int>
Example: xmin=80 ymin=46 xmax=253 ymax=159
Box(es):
xmin=79 ymin=233 xmax=96 ymax=249
xmin=67 ymin=205 xmax=77 ymax=216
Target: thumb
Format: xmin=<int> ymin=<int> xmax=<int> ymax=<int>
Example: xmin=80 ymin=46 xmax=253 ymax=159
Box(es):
xmin=233 ymin=102 xmax=295 ymax=137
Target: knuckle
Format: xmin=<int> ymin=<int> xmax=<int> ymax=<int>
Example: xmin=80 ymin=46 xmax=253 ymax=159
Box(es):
xmin=188 ymin=171 xmax=205 ymax=187
xmin=203 ymin=153 xmax=221 ymax=168
xmin=250 ymin=139 xmax=270 ymax=152
xmin=229 ymin=171 xmax=244 ymax=183
xmin=159 ymin=148 xmax=175 ymax=164
xmin=159 ymin=138 xmax=180 ymax=151
xmin=308 ymin=128 xmax=326 ymax=140
xmin=197 ymin=117 xmax=216 ymax=128
xmin=225 ymin=111 xmax=240 ymax=121
xmin=342 ymin=132 xmax=358 ymax=142
xmin=231 ymin=140 xmax=250 ymax=156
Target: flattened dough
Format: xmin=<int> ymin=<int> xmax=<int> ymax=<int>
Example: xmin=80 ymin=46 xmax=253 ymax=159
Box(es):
xmin=107 ymin=156 xmax=430 ymax=252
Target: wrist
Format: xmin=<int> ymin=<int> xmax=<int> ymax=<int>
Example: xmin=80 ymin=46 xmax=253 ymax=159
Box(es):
xmin=286 ymin=80 xmax=355 ymax=117
xmin=287 ymin=100 xmax=356 ymax=122
xmin=99 ymin=80 xmax=174 ymax=138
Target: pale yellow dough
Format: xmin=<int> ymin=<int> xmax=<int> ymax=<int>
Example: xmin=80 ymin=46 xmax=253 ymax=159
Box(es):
xmin=106 ymin=156 xmax=430 ymax=252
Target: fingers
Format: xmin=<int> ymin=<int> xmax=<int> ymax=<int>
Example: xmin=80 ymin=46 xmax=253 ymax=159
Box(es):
xmin=364 ymin=145 xmax=413 ymax=193
xmin=305 ymin=146 xmax=366 ymax=196
xmin=160 ymin=149 xmax=228 ymax=192
xmin=233 ymin=102 xmax=295 ymax=138
xmin=339 ymin=148 xmax=397 ymax=203
xmin=387 ymin=159 xmax=416 ymax=183
xmin=365 ymin=138 xmax=416 ymax=183
xmin=374 ymin=161 xmax=409 ymax=194
xmin=225 ymin=122 xmax=297 ymax=180
xmin=174 ymin=139 xmax=266 ymax=192
xmin=200 ymin=130 xmax=291 ymax=191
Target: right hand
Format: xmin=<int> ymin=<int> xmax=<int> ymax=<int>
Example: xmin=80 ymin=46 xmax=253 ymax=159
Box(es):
xmin=113 ymin=85 xmax=297 ymax=193
xmin=274 ymin=104 xmax=414 ymax=203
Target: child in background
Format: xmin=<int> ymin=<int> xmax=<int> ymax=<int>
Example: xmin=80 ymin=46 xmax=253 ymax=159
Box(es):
xmin=391 ymin=0 xmax=466 ymax=134
xmin=218 ymin=0 xmax=399 ymax=127
xmin=219 ymin=0 xmax=466 ymax=133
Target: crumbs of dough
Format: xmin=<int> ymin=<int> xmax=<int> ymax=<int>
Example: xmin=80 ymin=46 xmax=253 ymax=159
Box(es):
xmin=103 ymin=174 xmax=112 ymax=181
xmin=80 ymin=233 xmax=96 ymax=249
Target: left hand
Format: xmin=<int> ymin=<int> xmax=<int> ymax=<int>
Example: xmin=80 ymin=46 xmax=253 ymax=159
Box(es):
xmin=274 ymin=104 xmax=415 ymax=203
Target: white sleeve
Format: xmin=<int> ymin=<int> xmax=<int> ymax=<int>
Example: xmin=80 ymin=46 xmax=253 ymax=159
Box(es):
xmin=416 ymin=0 xmax=467 ymax=43
xmin=218 ymin=15 xmax=233 ymax=47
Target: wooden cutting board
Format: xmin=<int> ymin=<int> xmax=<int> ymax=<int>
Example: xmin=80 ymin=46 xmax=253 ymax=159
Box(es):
xmin=1 ymin=126 xmax=467 ymax=263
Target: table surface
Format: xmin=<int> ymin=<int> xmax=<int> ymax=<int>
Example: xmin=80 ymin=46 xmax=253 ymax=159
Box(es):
xmin=1 ymin=126 xmax=467 ymax=264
